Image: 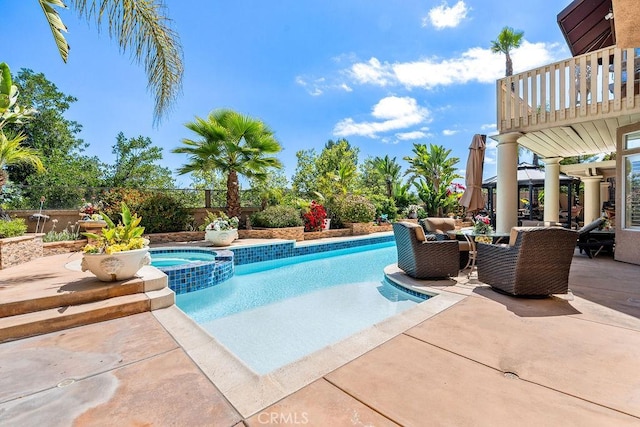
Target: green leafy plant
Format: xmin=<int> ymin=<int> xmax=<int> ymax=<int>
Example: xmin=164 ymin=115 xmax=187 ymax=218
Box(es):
xmin=250 ymin=205 xmax=303 ymax=228
xmin=43 ymin=219 xmax=81 ymax=242
xmin=137 ymin=193 xmax=192 ymax=233
xmin=0 ymin=218 xmax=27 ymax=238
xmin=200 ymin=211 xmax=239 ymax=231
xmin=331 ymin=194 xmax=376 ymax=223
xmin=82 ymin=202 xmax=148 ymax=254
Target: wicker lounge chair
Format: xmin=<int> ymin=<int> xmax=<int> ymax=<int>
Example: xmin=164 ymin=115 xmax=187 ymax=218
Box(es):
xmin=577 ymin=218 xmax=614 ymax=258
xmin=392 ymin=222 xmax=460 ymax=279
xmin=476 ymin=227 xmax=578 ymax=296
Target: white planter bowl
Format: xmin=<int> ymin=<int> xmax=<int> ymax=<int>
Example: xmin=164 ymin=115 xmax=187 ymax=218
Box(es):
xmin=81 ymin=247 xmax=151 ymax=282
xmin=205 ymin=229 xmax=238 ymax=246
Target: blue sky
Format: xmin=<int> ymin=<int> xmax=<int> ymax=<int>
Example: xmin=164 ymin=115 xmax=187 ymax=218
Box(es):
xmin=5 ymin=0 xmax=574 ymax=187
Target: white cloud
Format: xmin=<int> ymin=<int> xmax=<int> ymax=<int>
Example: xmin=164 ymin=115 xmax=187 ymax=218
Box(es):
xmin=349 ymin=57 xmax=396 ymax=86
xmin=296 ymin=75 xmax=353 ymax=96
xmin=347 ymin=40 xmax=563 ymax=90
xmin=443 ymin=129 xmax=459 ymax=136
xmin=485 ymin=139 xmax=498 ymax=150
xmin=423 ymin=1 xmax=470 ymax=30
xmin=396 ymin=131 xmax=429 ymax=140
xmin=333 ymin=96 xmax=431 ymax=138
xmin=480 ymin=123 xmax=496 ymax=131
xmin=484 ymin=155 xmax=496 ymax=164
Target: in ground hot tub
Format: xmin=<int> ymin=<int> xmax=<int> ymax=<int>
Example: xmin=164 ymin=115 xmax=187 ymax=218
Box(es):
xmin=150 ymin=248 xmax=234 ymax=294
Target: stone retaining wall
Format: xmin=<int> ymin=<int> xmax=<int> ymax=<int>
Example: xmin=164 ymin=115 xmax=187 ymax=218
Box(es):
xmin=43 ymin=239 xmax=87 ymax=256
xmin=303 ymin=228 xmax=352 ymax=240
xmin=239 ymin=227 xmax=305 ymax=242
xmin=344 ymin=222 xmax=393 ymax=236
xmin=0 ymin=234 xmax=44 ymax=270
xmin=145 ymin=231 xmax=205 ymax=244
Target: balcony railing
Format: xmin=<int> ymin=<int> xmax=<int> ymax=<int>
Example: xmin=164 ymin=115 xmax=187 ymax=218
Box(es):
xmin=497 ymin=47 xmax=640 ymax=133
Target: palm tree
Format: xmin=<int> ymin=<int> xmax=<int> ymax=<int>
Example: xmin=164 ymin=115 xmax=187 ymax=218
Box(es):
xmin=404 ymin=143 xmax=460 ymax=217
xmin=36 ymin=0 xmax=183 ymax=124
xmin=174 ymin=109 xmax=282 ymax=218
xmin=371 ymin=155 xmax=401 ymax=198
xmin=490 ymin=26 xmax=524 ymax=78
xmin=0 ymin=131 xmax=45 ymax=191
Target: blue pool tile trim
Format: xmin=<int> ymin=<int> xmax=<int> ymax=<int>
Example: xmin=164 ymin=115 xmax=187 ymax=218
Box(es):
xmin=383 ymin=277 xmax=431 ymax=301
xmin=230 ymin=233 xmax=395 ymax=265
xmin=150 ymin=248 xmax=234 ymax=295
xmin=153 ymin=234 xmax=396 ymax=294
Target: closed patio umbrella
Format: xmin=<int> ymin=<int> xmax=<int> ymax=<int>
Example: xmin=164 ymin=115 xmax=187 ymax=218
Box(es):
xmin=459 ymin=134 xmax=486 ymax=214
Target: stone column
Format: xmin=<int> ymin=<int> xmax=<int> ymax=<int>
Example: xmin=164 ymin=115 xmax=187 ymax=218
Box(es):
xmin=495 ymin=133 xmax=520 ymax=233
xmin=541 ymin=157 xmax=562 ymax=223
xmin=600 ymin=181 xmax=610 ymax=206
xmin=582 ymin=176 xmax=603 ymax=223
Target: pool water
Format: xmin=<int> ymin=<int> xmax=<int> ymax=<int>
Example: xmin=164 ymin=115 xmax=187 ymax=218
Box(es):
xmin=150 ymin=251 xmax=217 ymax=267
xmin=177 ymin=242 xmax=425 ymax=374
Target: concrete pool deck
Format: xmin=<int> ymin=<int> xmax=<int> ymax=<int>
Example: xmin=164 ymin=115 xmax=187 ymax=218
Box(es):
xmin=1 ymin=238 xmax=639 ymax=425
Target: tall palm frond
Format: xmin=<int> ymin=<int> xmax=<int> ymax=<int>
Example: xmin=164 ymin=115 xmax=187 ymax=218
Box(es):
xmin=38 ymin=0 xmax=183 ymax=124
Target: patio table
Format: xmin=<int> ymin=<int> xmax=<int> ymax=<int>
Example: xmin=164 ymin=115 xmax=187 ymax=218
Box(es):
xmin=447 ymin=230 xmax=511 ymax=277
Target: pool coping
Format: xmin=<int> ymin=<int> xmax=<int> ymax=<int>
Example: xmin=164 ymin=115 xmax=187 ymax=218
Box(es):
xmin=152 ymin=263 xmax=469 ymax=418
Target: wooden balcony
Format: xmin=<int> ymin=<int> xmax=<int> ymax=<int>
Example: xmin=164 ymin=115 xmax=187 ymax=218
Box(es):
xmin=496 ymin=47 xmax=640 ymax=158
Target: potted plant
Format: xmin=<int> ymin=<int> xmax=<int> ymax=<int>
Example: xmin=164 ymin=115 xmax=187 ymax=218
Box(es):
xmin=80 ymin=202 xmax=151 ymax=281
xmin=203 ymin=211 xmax=239 ymax=246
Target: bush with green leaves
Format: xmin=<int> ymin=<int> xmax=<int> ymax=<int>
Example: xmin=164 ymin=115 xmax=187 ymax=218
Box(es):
xmin=136 ymin=193 xmax=193 ymax=233
xmin=0 ymin=218 xmax=27 ymax=238
xmin=369 ymin=195 xmax=398 ymax=222
xmin=250 ymin=205 xmax=303 ymax=228
xmin=331 ymin=194 xmax=376 ymax=223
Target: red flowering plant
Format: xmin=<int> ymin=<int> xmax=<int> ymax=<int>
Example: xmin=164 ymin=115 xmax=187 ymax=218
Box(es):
xmin=473 ymin=214 xmax=493 ymax=234
xmin=302 ymin=201 xmax=327 ymax=232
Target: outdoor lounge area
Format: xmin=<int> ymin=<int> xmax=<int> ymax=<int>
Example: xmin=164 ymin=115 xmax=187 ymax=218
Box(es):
xmin=1 ymin=233 xmax=639 ymax=425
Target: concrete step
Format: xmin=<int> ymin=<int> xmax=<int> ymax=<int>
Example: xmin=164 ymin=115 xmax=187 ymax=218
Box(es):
xmin=0 ymin=253 xmax=175 ymax=343
xmin=0 ymin=292 xmax=169 ymax=343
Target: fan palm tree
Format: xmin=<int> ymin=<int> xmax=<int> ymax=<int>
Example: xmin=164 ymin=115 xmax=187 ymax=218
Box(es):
xmin=36 ymin=0 xmax=183 ymax=124
xmin=174 ymin=110 xmax=282 ymax=218
xmin=490 ymin=26 xmax=524 ymax=77
xmin=371 ymin=155 xmax=401 ymax=198
xmin=0 ymin=131 xmax=45 ymax=191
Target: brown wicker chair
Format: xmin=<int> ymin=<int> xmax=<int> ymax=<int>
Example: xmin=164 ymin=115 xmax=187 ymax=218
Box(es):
xmin=392 ymin=222 xmax=460 ymax=279
xmin=476 ymin=227 xmax=578 ymax=296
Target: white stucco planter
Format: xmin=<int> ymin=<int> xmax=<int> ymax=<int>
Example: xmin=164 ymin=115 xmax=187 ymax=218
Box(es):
xmin=205 ymin=229 xmax=238 ymax=246
xmin=81 ymin=247 xmax=151 ymax=281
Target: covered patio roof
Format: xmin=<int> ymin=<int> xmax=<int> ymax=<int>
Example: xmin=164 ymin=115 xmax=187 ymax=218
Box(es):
xmin=558 ymin=0 xmax=640 ymax=56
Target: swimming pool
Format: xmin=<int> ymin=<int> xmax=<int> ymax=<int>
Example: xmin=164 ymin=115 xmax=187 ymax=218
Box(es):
xmin=177 ymin=241 xmax=428 ymax=374
xmin=151 ymin=250 xmax=218 ymax=267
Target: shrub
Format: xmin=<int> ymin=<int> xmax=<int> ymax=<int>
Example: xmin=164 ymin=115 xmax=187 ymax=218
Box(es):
xmin=302 ymin=201 xmax=327 ymax=231
xmin=0 ymin=218 xmax=28 ymax=238
xmin=137 ymin=193 xmax=193 ymax=233
xmin=250 ymin=205 xmax=303 ymax=228
xmin=370 ymin=195 xmax=398 ymax=222
xmin=331 ymin=194 xmax=376 ymax=223
xmin=43 ymin=220 xmax=82 ymax=242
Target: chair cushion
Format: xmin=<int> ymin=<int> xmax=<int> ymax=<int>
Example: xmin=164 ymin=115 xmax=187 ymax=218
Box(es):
xmin=509 ymin=227 xmax=537 ymax=246
xmin=415 ymin=226 xmax=426 ymax=242
xmin=422 ymin=217 xmax=457 ymax=233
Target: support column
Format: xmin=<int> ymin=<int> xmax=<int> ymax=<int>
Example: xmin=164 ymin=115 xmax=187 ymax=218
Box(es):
xmin=582 ymin=176 xmax=603 ymax=224
xmin=600 ymin=181 xmax=610 ymax=206
xmin=495 ymin=133 xmax=520 ymax=233
xmin=542 ymin=157 xmax=562 ymax=223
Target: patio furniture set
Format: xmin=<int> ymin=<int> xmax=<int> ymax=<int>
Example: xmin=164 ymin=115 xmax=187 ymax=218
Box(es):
xmin=393 ymin=217 xmax=614 ymax=297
